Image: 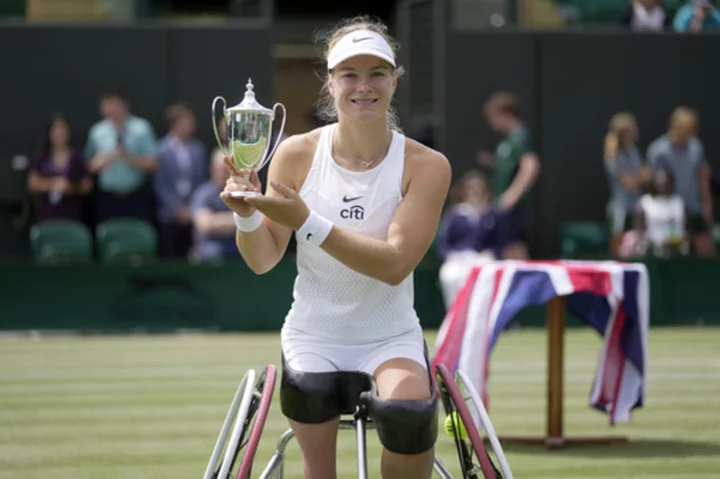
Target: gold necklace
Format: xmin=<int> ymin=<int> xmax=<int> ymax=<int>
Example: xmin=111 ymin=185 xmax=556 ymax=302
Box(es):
xmin=335 ymin=130 xmax=392 ymax=169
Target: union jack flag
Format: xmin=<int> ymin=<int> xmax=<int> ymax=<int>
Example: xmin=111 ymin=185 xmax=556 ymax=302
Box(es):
xmin=431 ymin=260 xmax=650 ymax=425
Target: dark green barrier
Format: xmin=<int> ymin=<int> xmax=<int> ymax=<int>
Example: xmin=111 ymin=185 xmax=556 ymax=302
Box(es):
xmin=0 ymin=260 xmax=293 ymax=332
xmin=0 ymin=259 xmax=446 ymax=332
xmin=648 ymin=257 xmax=720 ymax=325
xmin=1 ymin=257 xmax=718 ymax=332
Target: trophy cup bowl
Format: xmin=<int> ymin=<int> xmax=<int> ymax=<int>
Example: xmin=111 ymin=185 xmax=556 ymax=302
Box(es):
xmin=212 ymin=79 xmax=287 ymax=197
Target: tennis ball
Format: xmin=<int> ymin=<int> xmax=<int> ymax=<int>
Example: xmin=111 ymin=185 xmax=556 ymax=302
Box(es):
xmin=444 ymin=411 xmax=468 ymax=439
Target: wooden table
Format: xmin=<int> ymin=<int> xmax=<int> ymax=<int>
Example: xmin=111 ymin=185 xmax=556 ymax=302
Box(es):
xmin=496 ymin=296 xmax=629 ymax=449
xmin=433 ymin=261 xmax=649 ymax=449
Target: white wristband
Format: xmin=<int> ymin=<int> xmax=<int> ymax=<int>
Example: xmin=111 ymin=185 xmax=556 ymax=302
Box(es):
xmin=297 ymin=210 xmax=333 ymax=246
xmin=233 ymin=211 xmax=263 ymax=232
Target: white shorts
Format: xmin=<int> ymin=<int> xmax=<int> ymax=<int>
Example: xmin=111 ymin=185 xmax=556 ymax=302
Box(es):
xmin=280 ymin=326 xmax=428 ymax=376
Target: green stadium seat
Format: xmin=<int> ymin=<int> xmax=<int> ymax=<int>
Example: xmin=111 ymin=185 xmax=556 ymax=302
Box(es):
xmin=554 ymin=0 xmax=626 ymax=24
xmin=560 ymin=221 xmax=609 ymax=259
xmin=96 ymin=218 xmax=158 ymax=265
xmin=554 ymin=0 xmax=685 ymax=25
xmin=29 ymin=220 xmax=93 ymax=265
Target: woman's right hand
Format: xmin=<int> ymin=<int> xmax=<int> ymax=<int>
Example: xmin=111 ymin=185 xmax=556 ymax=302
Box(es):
xmin=604 ymin=133 xmax=618 ymax=161
xmin=219 ymin=156 xmax=263 ymax=217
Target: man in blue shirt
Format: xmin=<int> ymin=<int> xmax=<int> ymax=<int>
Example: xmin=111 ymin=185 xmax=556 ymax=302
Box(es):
xmin=85 ymin=89 xmax=158 ymax=223
xmin=673 ymin=0 xmax=720 ymax=32
xmin=189 ymin=150 xmax=242 ymax=263
xmin=647 ymin=107 xmax=715 ymax=256
xmin=154 ymin=103 xmax=209 ymax=259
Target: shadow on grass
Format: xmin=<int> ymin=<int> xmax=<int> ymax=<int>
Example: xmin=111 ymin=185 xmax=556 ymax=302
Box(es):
xmin=497 ymin=438 xmax=720 ymax=458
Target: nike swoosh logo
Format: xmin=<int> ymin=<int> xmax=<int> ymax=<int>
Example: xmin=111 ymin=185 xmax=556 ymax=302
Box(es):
xmin=352 ymin=37 xmax=372 ymax=43
xmin=342 ymin=195 xmax=363 ymax=203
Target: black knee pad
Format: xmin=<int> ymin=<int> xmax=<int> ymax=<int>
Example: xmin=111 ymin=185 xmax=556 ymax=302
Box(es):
xmin=361 ymin=390 xmax=439 ymax=455
xmin=279 ymin=355 xmax=373 ymax=423
xmin=360 ymin=340 xmax=439 ymax=455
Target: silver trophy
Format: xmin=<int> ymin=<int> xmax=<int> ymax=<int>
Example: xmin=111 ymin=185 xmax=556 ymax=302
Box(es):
xmin=212 ymin=79 xmax=286 ymax=197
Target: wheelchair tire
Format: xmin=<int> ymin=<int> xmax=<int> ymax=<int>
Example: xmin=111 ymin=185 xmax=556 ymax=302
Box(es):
xmin=204 ymin=369 xmax=257 ymax=479
xmin=435 ymin=363 xmax=502 ymax=479
xmin=456 ymin=369 xmax=513 ymax=478
xmin=237 ymin=364 xmax=277 ymax=479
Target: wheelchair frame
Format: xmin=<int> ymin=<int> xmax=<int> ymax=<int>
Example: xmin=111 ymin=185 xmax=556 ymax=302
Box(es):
xmin=203 ymin=363 xmax=513 ymax=479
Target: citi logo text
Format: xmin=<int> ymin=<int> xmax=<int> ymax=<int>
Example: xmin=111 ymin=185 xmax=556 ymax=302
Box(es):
xmin=340 ymin=205 xmax=364 ymax=220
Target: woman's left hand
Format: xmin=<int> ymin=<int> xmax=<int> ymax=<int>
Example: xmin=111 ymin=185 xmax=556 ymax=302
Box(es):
xmin=243 ymin=181 xmax=310 ymax=230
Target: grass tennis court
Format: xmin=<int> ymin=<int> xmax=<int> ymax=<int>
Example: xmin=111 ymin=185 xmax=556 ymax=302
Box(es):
xmin=1 ymin=327 xmax=719 ymax=479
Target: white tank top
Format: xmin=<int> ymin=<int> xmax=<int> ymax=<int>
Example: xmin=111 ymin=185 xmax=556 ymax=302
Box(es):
xmin=283 ymin=123 xmax=421 ymax=342
xmin=639 ymin=193 xmax=685 ymax=246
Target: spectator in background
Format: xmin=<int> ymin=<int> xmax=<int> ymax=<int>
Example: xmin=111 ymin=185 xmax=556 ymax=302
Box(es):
xmin=154 ymin=103 xmax=209 ymax=259
xmin=622 ymin=168 xmax=689 ymax=258
xmin=622 ymin=0 xmax=670 ymax=31
xmin=27 ymin=113 xmax=92 ymax=223
xmin=84 ymin=89 xmax=158 ymax=223
xmin=436 ymin=170 xmax=498 ymax=310
xmin=189 ymin=149 xmax=242 ymax=263
xmin=478 ymin=92 xmax=540 ymax=260
xmin=604 ymin=112 xmax=651 ymax=257
xmin=673 ymin=0 xmax=720 ymax=32
xmin=647 ymin=107 xmax=715 ymax=256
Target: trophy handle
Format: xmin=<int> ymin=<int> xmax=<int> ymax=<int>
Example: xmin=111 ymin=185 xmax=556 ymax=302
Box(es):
xmin=212 ymin=96 xmax=231 ymax=159
xmin=258 ymin=102 xmax=287 ymax=172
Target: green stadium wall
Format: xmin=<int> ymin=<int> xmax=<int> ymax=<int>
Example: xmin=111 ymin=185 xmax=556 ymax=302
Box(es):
xmin=1 ymin=257 xmax=719 ymax=332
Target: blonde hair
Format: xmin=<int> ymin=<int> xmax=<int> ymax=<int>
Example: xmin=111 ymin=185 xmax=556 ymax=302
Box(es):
xmin=607 ymin=112 xmax=638 ymax=150
xmin=314 ymin=16 xmax=405 ymax=131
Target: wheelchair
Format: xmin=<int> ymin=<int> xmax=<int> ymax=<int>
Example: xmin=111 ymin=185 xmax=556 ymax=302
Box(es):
xmin=203 ymin=362 xmax=513 ymax=479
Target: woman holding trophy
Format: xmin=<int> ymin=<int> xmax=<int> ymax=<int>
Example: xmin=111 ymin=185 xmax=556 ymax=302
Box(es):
xmin=219 ymin=16 xmax=452 ymax=479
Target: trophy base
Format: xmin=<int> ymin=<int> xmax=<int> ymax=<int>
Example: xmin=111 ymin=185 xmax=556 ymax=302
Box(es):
xmin=230 ymin=190 xmax=262 ymax=198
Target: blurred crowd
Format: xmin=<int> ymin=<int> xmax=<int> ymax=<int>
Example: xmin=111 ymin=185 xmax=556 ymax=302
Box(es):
xmin=429 ymin=0 xmax=720 ymax=308
xmin=434 ymin=92 xmax=541 ymax=309
xmin=26 ymin=89 xmax=281 ymax=264
xmin=603 ymin=107 xmax=717 ymax=259
xmin=620 ymin=0 xmax=720 ymax=32
xmin=434 ymin=94 xmax=718 ymax=310
xmin=25 ymin=1 xmax=720 ymax=275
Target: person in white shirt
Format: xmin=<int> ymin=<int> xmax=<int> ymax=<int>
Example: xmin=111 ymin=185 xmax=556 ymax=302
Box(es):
xmin=219 ymin=16 xmax=452 ymax=479
xmin=634 ymin=168 xmax=689 ymax=257
xmin=622 ymin=0 xmax=669 ymax=31
xmin=436 ymin=170 xmax=498 ymax=310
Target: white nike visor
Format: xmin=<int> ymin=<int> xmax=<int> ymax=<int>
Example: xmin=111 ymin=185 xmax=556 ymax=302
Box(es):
xmin=327 ymin=29 xmax=396 ymax=70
